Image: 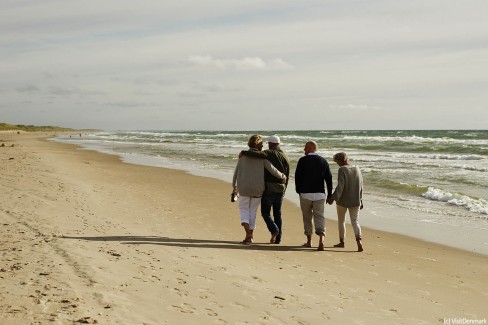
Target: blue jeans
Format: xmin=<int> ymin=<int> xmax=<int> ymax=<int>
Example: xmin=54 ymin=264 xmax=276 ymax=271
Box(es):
xmin=261 ymin=191 xmax=284 ymax=243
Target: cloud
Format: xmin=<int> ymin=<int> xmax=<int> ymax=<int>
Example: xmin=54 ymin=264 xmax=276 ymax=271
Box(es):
xmin=187 ymin=55 xmax=294 ymax=71
xmin=329 ymin=104 xmax=381 ymax=111
xmin=47 ymin=87 xmax=105 ymax=98
xmin=16 ymin=85 xmax=40 ymax=93
xmin=1 ymin=1 xmax=487 ymax=130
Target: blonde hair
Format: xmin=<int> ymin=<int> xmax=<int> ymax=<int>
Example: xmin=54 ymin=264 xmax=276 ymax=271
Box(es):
xmin=247 ymin=134 xmax=263 ymax=149
xmin=333 ymin=152 xmax=348 ymax=163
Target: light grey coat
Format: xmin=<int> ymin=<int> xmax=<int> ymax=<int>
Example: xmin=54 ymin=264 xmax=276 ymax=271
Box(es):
xmin=233 ymin=154 xmax=286 ymax=198
xmin=332 ymin=165 xmax=363 ymax=208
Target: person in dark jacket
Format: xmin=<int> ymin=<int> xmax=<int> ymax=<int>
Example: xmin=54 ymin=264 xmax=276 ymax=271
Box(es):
xmin=295 ymin=141 xmax=333 ymax=251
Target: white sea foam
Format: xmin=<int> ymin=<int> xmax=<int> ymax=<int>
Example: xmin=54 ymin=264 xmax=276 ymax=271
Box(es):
xmin=423 ymin=187 xmax=488 ymax=216
xmin=454 ymin=164 xmax=488 ymax=172
xmin=386 ymin=152 xmax=484 ymax=161
xmin=342 ymin=135 xmax=488 ymax=146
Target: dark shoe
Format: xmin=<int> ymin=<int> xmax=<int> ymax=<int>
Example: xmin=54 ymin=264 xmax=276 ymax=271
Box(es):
xmin=270 ymin=231 xmax=279 ymax=244
xmin=333 ymin=242 xmax=345 ymax=248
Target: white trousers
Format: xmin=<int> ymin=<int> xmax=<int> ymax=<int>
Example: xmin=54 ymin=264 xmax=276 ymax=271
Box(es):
xmin=336 ymin=204 xmax=362 ymax=240
xmin=238 ymin=196 xmax=261 ymax=230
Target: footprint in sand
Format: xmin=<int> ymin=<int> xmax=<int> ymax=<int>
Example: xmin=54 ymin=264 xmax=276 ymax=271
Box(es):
xmin=205 ymin=308 xmax=218 ymax=316
xmin=170 ymin=303 xmax=195 ymax=313
xmin=171 ymin=287 xmax=189 ymax=297
xmin=230 ymin=301 xmax=249 ymax=309
xmin=196 ymin=274 xmax=216 ymax=282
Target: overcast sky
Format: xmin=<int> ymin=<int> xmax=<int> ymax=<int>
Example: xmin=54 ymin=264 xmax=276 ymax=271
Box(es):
xmin=1 ymin=1 xmax=487 ymax=130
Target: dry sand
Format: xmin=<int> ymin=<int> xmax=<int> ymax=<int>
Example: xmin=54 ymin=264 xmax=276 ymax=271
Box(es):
xmin=1 ymin=133 xmax=487 ymax=324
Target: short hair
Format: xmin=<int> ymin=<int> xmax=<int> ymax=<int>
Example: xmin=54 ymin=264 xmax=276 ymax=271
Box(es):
xmin=333 ymin=152 xmax=348 ymax=163
xmin=305 ymin=141 xmax=317 ymax=151
xmin=248 ymin=134 xmax=263 ymax=149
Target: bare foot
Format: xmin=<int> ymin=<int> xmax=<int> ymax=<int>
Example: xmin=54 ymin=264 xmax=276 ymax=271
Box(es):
xmin=302 ymin=243 xmax=312 ymax=248
xmin=333 ymin=242 xmax=345 ymax=248
xmin=317 ymin=243 xmax=324 ymax=251
xmin=242 ymin=236 xmax=253 ymax=245
xmin=357 ymin=240 xmax=363 ymax=252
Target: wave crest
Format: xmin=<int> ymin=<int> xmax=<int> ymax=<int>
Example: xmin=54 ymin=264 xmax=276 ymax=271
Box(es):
xmin=422 ymin=187 xmax=488 ymax=216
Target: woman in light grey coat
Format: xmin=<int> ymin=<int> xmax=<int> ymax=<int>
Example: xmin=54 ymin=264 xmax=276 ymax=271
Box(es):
xmin=329 ymin=152 xmax=364 ymax=252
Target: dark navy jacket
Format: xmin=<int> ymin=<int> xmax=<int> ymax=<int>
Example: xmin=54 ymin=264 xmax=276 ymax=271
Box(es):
xmin=295 ymin=154 xmax=333 ymax=196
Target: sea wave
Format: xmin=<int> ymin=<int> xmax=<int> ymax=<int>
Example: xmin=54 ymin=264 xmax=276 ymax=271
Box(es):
xmin=367 ymin=178 xmax=428 ymax=195
xmin=422 ymin=187 xmax=488 ymax=216
xmin=341 ymin=135 xmax=488 ymax=146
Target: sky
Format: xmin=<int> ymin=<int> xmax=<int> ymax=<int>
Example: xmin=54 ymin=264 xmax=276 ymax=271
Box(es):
xmin=1 ymin=0 xmax=487 ymax=130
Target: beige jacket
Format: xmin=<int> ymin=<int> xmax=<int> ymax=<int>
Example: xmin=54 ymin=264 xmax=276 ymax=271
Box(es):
xmin=232 ymin=155 xmax=286 ymax=197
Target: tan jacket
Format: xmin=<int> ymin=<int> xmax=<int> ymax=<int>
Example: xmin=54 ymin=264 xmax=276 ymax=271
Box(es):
xmin=232 ymin=155 xmax=286 ymax=197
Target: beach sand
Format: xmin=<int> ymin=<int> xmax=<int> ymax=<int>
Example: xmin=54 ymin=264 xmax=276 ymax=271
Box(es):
xmin=1 ymin=133 xmax=487 ymax=324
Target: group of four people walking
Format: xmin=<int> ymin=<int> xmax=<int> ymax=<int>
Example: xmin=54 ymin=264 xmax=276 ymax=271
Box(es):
xmin=232 ymin=135 xmax=364 ymax=252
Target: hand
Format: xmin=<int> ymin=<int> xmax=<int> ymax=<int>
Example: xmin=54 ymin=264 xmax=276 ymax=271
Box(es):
xmin=326 ymin=197 xmax=334 ymax=205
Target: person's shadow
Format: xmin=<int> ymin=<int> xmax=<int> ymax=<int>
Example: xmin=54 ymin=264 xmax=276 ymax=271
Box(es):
xmin=62 ymin=235 xmax=358 ymax=252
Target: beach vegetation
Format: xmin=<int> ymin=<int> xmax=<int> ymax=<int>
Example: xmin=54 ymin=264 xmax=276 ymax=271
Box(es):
xmin=0 ymin=122 xmax=76 ymax=132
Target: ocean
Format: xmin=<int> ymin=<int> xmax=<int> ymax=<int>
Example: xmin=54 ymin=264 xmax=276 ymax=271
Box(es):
xmin=55 ymin=130 xmax=488 ymax=255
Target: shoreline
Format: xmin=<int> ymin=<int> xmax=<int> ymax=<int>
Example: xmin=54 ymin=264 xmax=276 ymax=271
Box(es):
xmin=1 ymin=132 xmax=487 ymax=324
xmin=52 ymin=134 xmax=488 ymax=256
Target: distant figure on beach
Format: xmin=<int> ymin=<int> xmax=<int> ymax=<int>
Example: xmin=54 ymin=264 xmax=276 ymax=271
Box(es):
xmin=240 ymin=135 xmax=290 ymax=244
xmin=232 ymin=135 xmax=287 ymax=244
xmin=295 ymin=141 xmax=333 ymax=251
xmin=327 ymin=152 xmax=364 ymax=252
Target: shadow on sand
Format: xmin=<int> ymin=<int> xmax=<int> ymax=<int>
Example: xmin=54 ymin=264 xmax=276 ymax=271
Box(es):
xmin=61 ymin=235 xmax=358 ymax=253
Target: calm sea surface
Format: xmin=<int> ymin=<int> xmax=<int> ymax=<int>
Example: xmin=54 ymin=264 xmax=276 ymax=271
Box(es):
xmin=55 ymin=130 xmax=488 ymax=254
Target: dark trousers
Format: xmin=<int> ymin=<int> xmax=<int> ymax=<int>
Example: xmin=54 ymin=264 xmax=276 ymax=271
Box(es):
xmin=261 ymin=191 xmax=284 ymax=243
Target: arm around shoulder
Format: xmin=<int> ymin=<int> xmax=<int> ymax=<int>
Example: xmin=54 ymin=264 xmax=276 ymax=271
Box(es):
xmin=263 ymin=160 xmax=286 ymax=180
xmin=241 ymin=150 xmax=268 ymax=159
